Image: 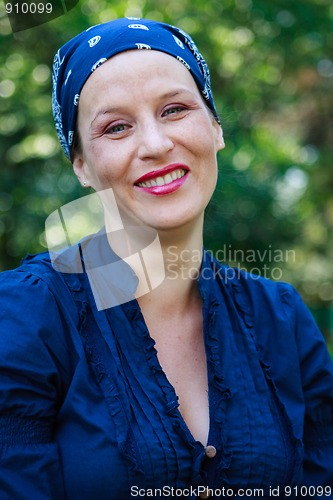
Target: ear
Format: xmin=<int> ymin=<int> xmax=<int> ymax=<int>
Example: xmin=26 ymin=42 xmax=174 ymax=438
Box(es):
xmin=72 ymin=154 xmax=91 ymax=188
xmin=212 ymin=119 xmax=225 ymax=153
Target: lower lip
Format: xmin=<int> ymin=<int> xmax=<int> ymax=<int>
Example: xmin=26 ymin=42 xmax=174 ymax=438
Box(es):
xmin=135 ymin=172 xmax=189 ymax=196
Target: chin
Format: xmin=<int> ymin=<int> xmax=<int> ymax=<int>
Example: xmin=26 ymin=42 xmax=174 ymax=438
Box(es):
xmin=119 ymin=197 xmax=206 ymax=232
xmin=146 ymin=211 xmax=204 ymax=233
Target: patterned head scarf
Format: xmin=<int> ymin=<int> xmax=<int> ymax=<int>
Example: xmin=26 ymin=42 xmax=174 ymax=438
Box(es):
xmin=52 ymin=17 xmax=220 ymax=160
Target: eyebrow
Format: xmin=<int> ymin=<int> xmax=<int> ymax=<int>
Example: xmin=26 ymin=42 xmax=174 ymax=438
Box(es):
xmin=90 ymin=107 xmax=124 ymax=129
xmin=90 ymin=88 xmax=196 ymax=128
xmin=160 ymin=89 xmax=195 ymax=99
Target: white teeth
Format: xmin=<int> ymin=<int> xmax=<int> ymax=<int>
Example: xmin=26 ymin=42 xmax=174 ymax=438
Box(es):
xmin=156 ymin=176 xmax=165 ymax=186
xmin=137 ymin=169 xmax=187 ymax=188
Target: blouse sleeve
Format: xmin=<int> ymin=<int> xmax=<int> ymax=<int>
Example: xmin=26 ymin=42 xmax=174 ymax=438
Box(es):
xmin=234 ymin=271 xmax=333 ymax=490
xmin=0 ymin=267 xmax=75 ymax=499
xmin=280 ymin=284 xmax=333 ymax=488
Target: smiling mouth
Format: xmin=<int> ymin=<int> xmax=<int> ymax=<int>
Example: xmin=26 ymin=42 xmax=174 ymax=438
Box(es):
xmin=136 ymin=169 xmax=187 ymax=188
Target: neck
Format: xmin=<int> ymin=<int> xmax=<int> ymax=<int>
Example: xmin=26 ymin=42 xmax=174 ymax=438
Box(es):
xmin=138 ymin=215 xmax=204 ymax=315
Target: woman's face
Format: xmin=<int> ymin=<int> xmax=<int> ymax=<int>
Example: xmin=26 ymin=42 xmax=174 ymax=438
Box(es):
xmin=73 ymin=50 xmax=224 ymax=231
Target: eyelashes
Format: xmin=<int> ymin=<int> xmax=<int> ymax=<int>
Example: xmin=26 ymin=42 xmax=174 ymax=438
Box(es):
xmin=162 ymin=105 xmax=188 ymax=116
xmin=105 ymin=123 xmax=129 ymax=135
xmin=99 ymin=103 xmax=195 ymax=138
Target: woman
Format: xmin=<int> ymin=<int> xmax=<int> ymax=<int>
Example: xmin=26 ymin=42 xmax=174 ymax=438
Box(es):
xmin=0 ymin=18 xmax=332 ymax=500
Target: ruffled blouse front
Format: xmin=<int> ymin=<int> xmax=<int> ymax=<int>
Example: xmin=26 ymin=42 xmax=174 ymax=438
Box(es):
xmin=0 ymin=245 xmax=333 ymax=499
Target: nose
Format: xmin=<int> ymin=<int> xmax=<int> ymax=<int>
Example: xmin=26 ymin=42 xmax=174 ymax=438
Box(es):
xmin=137 ymin=119 xmax=174 ymax=160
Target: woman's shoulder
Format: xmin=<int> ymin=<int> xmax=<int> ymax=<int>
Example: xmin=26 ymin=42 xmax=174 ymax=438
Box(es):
xmin=204 ymin=252 xmax=298 ymax=308
xmin=207 ymin=256 xmax=321 ymax=343
xmin=227 ymin=265 xmax=298 ymax=308
xmin=0 ymin=251 xmax=80 ymax=350
xmin=0 ymin=251 xmax=57 ymax=304
xmin=214 ymin=261 xmax=332 ymax=368
xmin=0 ymin=251 xmax=79 ymax=303
xmin=1 ymin=251 xmax=57 ymax=283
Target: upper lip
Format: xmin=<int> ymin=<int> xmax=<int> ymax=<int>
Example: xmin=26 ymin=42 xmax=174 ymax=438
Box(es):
xmin=134 ymin=163 xmax=190 ymax=184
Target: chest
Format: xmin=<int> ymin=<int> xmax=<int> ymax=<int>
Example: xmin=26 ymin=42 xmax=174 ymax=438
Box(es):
xmin=149 ymin=318 xmax=210 ymax=445
xmin=56 ymin=299 xmax=296 ymax=497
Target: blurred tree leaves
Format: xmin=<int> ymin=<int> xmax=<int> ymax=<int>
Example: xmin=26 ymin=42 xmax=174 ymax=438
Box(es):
xmin=0 ymin=0 xmax=332 ymax=324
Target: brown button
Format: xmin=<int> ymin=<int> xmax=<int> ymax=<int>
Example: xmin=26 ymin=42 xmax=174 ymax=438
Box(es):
xmin=198 ymin=487 xmax=211 ymax=499
xmin=205 ymin=445 xmax=217 ymax=458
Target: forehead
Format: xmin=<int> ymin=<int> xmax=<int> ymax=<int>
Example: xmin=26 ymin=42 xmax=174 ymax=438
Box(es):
xmin=80 ymin=49 xmax=199 ymax=97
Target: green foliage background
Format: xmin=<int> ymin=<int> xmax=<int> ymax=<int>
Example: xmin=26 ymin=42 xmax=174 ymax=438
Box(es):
xmin=0 ymin=0 xmax=332 ymax=344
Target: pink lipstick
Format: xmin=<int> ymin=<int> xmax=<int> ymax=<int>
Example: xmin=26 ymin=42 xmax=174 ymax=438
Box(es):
xmin=134 ymin=163 xmax=189 ymax=196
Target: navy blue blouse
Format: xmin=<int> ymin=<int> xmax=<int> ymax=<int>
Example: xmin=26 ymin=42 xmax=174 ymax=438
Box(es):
xmin=0 ymin=247 xmax=333 ymax=499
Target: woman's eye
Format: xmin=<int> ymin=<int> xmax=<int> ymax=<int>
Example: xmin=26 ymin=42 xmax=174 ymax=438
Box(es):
xmin=106 ymin=123 xmax=128 ymax=134
xmin=163 ymin=106 xmax=186 ymax=116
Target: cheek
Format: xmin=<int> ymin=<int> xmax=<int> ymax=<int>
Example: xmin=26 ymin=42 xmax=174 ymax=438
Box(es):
xmin=91 ymin=169 xmax=123 ymax=190
xmin=182 ymin=115 xmax=218 ymax=153
xmin=85 ymin=146 xmax=129 ymax=188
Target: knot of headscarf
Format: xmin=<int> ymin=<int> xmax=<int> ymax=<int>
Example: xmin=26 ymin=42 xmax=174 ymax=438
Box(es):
xmin=52 ymin=17 xmax=220 ymax=160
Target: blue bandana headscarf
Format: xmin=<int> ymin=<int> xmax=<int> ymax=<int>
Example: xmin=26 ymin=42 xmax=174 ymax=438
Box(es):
xmin=52 ymin=17 xmax=220 ymax=160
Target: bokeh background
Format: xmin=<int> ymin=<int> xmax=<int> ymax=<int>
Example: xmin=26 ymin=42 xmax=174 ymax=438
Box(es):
xmin=0 ymin=0 xmax=332 ymax=350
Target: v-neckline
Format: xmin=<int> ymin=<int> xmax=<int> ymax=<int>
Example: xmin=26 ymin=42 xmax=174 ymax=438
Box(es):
xmin=120 ymin=297 xmax=215 ymax=449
